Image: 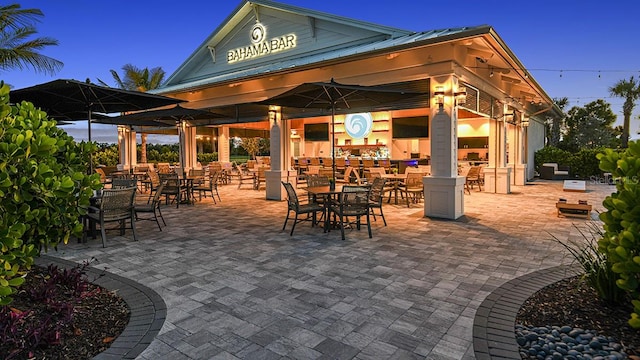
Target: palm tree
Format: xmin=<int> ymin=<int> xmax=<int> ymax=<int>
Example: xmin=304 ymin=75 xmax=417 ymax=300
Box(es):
xmin=0 ymin=4 xmax=62 ymax=77
xmin=548 ymin=97 xmax=568 ymax=146
xmin=609 ymin=76 xmax=640 ymax=148
xmin=99 ymin=64 xmax=166 ymax=163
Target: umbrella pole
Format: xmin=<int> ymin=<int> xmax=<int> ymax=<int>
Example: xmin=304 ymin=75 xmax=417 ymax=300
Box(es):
xmin=88 ymin=110 xmax=93 ymax=174
xmin=331 ymin=104 xmax=336 ymax=182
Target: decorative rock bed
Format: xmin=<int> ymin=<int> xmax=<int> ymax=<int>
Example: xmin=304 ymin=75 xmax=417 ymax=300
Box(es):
xmin=515 ymin=324 xmax=627 ymax=359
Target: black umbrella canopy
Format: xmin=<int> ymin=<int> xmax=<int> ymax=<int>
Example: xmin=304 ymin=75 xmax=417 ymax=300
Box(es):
xmin=257 ymin=79 xmax=423 ymax=112
xmin=10 ymin=79 xmax=184 ymax=139
xmin=11 ymin=79 xmax=184 ymax=172
xmin=257 ymin=79 xmax=425 ymax=179
xmin=95 ymin=104 xmax=227 ymax=127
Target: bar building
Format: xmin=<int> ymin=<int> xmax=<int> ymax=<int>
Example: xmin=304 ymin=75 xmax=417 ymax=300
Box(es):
xmin=121 ymin=0 xmax=561 ymax=219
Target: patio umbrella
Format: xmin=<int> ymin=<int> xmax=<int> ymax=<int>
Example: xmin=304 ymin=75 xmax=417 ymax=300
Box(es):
xmin=11 ymin=79 xmax=183 ymax=172
xmin=95 ymin=104 xmax=226 ymax=127
xmin=96 ymin=104 xmax=228 ymax=173
xmin=257 ymin=79 xmax=425 ymax=180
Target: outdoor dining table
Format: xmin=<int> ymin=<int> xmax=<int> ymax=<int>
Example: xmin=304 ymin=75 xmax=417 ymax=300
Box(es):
xmin=381 ymin=173 xmax=407 ymax=204
xmin=304 ymin=184 xmax=372 ymax=232
xmin=179 ymin=176 xmax=199 ymax=205
xmin=304 ymin=185 xmax=344 ymax=232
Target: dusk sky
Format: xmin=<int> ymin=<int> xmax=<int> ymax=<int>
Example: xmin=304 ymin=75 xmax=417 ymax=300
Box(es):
xmin=3 ymin=0 xmax=639 ymax=144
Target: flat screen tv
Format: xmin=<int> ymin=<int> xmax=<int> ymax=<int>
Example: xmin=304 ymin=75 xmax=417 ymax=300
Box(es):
xmin=304 ymin=123 xmax=329 ymax=141
xmin=392 ymin=116 xmax=429 ymax=139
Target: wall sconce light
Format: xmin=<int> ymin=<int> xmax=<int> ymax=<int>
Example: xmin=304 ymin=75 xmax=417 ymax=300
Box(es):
xmin=504 ymin=110 xmax=515 ymax=124
xmin=521 ymin=117 xmax=529 ymax=127
xmin=454 ymin=86 xmax=467 ymax=105
xmin=268 ymin=106 xmax=278 ymax=123
xmin=433 ymin=86 xmax=445 ymax=109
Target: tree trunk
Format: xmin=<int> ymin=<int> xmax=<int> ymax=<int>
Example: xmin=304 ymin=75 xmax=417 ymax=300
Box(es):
xmin=140 ymin=133 xmax=148 ymax=163
xmin=622 ymin=114 xmax=630 ymax=148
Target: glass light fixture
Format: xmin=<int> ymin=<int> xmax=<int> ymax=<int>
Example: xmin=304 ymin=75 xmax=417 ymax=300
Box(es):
xmin=433 ymin=86 xmax=445 ymax=108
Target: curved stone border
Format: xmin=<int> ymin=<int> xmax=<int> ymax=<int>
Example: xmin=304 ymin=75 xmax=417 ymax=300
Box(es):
xmin=37 ymin=255 xmax=166 ymax=360
xmin=473 ymin=265 xmax=579 ymax=359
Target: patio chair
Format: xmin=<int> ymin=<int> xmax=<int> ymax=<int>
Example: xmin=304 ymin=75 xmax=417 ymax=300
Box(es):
xmin=398 ymin=172 xmax=425 ymax=207
xmin=377 ymin=158 xmax=391 ymax=172
xmin=194 ymin=170 xmax=221 ymax=203
xmin=369 ymin=177 xmax=388 ymax=226
xmin=156 ymin=163 xmax=171 ymax=174
xmin=234 ymin=162 xmax=255 ymax=189
xmin=335 ymin=157 xmax=347 ymax=174
xmin=189 ymin=168 xmax=206 ymax=199
xmin=281 ymin=181 xmax=323 ymax=236
xmin=86 ymin=186 xmax=137 ymax=247
xmin=158 ymin=172 xmax=184 ymax=208
xmin=465 ymin=166 xmax=483 ymax=192
xmin=135 ymin=181 xmax=167 ymax=231
xmin=254 ymin=166 xmax=268 ymax=190
xmin=111 ymin=177 xmax=137 ymax=189
xmin=329 ymin=185 xmax=372 ymax=240
xmin=95 ymin=167 xmax=112 ymax=187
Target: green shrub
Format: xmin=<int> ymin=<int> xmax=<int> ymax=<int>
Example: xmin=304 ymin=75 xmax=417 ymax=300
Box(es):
xmin=552 ymin=222 xmax=626 ymax=304
xmin=568 ymin=148 xmax=606 ymax=179
xmin=597 ymin=141 xmax=640 ymax=327
xmin=0 ymin=83 xmax=101 ymax=305
xmin=534 ymin=146 xmax=571 ymax=173
xmin=197 ymin=152 xmax=218 ymax=163
xmin=93 ymin=143 xmax=119 ymax=166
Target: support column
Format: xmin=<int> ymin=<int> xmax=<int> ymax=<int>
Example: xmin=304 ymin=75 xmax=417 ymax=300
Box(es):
xmin=512 ymin=115 xmax=527 ymax=185
xmin=218 ymin=126 xmax=230 ymax=163
xmin=117 ymin=126 xmax=136 ymax=170
xmin=266 ymin=106 xmax=297 ymax=200
xmin=423 ymin=76 xmax=465 ymax=220
xmin=185 ymin=125 xmax=197 ymax=169
xmin=484 ymin=104 xmax=511 ymax=193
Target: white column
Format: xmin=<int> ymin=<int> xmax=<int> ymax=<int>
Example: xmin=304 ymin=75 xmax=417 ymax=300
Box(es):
xmin=218 ymin=126 xmax=230 ymax=163
xmin=266 ymin=107 xmax=297 ymax=200
xmin=423 ymin=75 xmax=465 ymax=220
xmin=185 ymin=125 xmax=197 ymax=169
xmin=484 ymin=104 xmax=511 ymax=193
xmin=117 ymin=126 xmax=136 ymax=170
xmin=512 ymin=115 xmax=527 ymax=185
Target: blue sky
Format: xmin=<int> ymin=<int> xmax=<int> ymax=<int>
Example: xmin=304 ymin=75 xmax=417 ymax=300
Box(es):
xmin=3 ymin=0 xmax=639 ymax=144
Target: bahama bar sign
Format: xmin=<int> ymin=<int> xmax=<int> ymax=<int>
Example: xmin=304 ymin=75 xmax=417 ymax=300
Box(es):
xmin=227 ymin=23 xmax=296 ymax=64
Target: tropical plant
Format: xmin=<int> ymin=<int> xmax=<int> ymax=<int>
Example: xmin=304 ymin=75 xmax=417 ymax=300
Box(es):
xmin=197 ymin=153 xmax=217 ymax=164
xmin=0 ymin=4 xmax=62 ymax=77
xmin=239 ymin=137 xmax=264 ymax=160
xmin=546 ymin=97 xmax=568 ymax=147
xmin=597 ymin=141 xmax=640 ymax=327
xmin=551 ymin=222 xmax=626 ymax=305
xmin=93 ymin=143 xmax=118 ymax=166
xmin=0 ymin=83 xmax=101 ymax=305
xmin=97 ymin=64 xmax=167 ymax=163
xmin=609 ymin=76 xmax=640 ymax=149
xmin=560 ymin=100 xmax=618 ymax=152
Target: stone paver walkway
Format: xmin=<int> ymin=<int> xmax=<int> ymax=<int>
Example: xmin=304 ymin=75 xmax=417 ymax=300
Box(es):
xmin=49 ymin=179 xmax=613 ymax=359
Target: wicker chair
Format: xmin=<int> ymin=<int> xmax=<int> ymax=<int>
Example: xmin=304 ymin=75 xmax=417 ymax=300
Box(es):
xmin=281 ymin=181 xmax=323 ymax=236
xmin=194 ymin=170 xmax=221 ymax=203
xmin=398 ymin=172 xmax=425 ymax=207
xmin=158 ymin=173 xmax=184 ymax=208
xmin=368 ymin=177 xmax=388 ymax=226
xmin=254 ymin=166 xmax=268 ymax=190
xmin=135 ymin=181 xmax=166 ymax=231
xmin=87 ymin=186 xmax=137 ymax=247
xmin=234 ymin=162 xmax=255 ymax=189
xmin=111 ymin=177 xmax=137 ymax=189
xmin=329 ymin=185 xmax=372 ymax=240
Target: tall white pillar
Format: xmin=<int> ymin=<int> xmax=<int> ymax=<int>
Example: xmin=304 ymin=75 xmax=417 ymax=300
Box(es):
xmin=117 ymin=126 xmax=136 ymax=170
xmin=423 ymin=76 xmax=465 ymax=219
xmin=512 ymin=115 xmax=527 ymax=185
xmin=218 ymin=126 xmax=230 ymax=163
xmin=266 ymin=107 xmax=297 ymax=200
xmin=484 ymin=104 xmax=511 ymax=193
